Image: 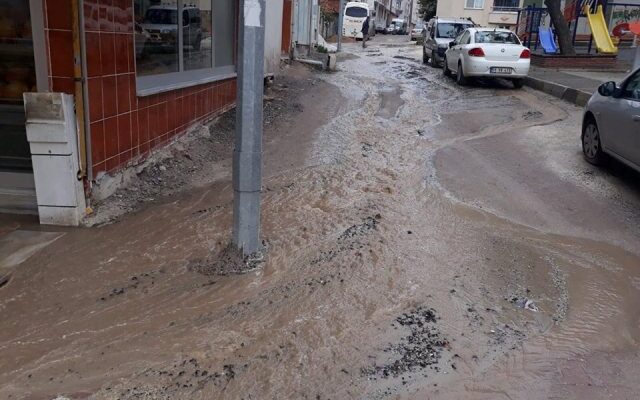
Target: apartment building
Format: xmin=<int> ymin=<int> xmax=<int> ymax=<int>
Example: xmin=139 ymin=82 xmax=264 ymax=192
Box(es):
xmin=436 ymin=0 xmax=524 ymax=28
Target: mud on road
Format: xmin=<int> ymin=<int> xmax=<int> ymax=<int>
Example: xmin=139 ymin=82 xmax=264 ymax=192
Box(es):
xmin=1 ymin=37 xmax=640 ymax=400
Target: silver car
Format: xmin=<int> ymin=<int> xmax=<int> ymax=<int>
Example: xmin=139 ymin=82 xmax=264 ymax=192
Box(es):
xmin=582 ymin=68 xmax=640 ymax=171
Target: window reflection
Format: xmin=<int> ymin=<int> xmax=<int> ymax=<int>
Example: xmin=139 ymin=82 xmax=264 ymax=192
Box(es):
xmin=134 ymin=0 xmax=236 ymax=81
xmin=135 ymin=0 xmax=179 ymax=76
xmin=184 ymin=1 xmax=212 ymax=71
xmin=213 ymin=0 xmax=235 ymax=68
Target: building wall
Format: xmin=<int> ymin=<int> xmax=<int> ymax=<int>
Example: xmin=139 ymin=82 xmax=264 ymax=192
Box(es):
xmin=265 ymin=0 xmax=284 ymax=73
xmin=43 ymin=0 xmax=238 ymax=180
xmin=436 ymin=0 xmax=491 ymax=26
xmin=436 ymin=0 xmax=523 ymax=27
xmin=44 ymin=0 xmax=76 ymax=95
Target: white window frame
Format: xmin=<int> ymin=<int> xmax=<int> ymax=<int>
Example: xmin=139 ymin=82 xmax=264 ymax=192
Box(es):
xmin=465 ymin=0 xmax=485 ymax=9
xmin=135 ymin=0 xmax=237 ymax=96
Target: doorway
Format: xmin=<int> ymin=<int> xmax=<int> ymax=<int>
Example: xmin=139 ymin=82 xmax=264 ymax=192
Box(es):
xmin=0 ymin=0 xmax=46 ymax=213
xmin=282 ymin=0 xmax=292 ymax=53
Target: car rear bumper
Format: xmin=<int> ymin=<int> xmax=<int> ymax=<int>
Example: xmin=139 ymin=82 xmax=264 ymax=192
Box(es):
xmin=464 ymin=59 xmax=530 ymax=78
xmin=425 ymin=47 xmax=447 ymax=62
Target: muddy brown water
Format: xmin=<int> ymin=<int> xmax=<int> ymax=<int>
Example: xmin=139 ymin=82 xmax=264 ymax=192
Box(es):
xmin=1 ymin=38 xmax=640 ymax=399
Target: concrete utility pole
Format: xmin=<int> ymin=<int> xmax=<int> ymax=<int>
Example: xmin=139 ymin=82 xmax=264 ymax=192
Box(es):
xmin=337 ymin=0 xmax=345 ymax=51
xmin=233 ymin=0 xmax=265 ymax=255
xmin=407 ymin=0 xmax=414 ymax=36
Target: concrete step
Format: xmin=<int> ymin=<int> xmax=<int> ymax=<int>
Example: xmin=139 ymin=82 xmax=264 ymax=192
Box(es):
xmin=0 ymin=172 xmax=37 ymax=215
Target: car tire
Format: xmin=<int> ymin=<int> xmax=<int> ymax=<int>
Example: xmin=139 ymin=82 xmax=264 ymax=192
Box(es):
xmin=582 ymin=118 xmax=605 ymax=165
xmin=456 ymin=62 xmax=468 ymax=86
xmin=512 ymin=78 xmax=524 ymax=89
xmin=443 ymin=57 xmax=452 ymax=77
xmin=430 ymin=50 xmax=438 ymax=68
xmin=422 ymin=47 xmax=428 ymax=64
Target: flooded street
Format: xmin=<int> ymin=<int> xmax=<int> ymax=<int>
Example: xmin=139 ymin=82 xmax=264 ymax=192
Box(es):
xmin=1 ymin=35 xmax=640 ymax=399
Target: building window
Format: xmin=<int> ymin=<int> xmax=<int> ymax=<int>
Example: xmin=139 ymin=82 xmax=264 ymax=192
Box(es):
xmin=493 ymin=0 xmax=520 ymax=10
xmin=134 ymin=0 xmax=236 ymax=95
xmin=465 ymin=0 xmax=485 ymax=9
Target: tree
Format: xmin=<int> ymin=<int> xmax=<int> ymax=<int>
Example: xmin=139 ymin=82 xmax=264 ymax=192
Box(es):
xmin=417 ymin=0 xmax=437 ymax=21
xmin=544 ymin=0 xmax=576 ymax=55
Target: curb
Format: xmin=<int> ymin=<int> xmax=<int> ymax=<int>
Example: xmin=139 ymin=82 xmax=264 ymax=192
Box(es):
xmin=524 ymin=76 xmax=592 ymax=107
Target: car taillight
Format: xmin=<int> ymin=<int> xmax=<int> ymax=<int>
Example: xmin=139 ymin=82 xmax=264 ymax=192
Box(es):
xmin=468 ymin=47 xmax=485 ymax=57
xmin=520 ymin=49 xmax=531 ymax=59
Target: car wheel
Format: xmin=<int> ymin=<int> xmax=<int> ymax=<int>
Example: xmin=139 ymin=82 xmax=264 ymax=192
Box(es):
xmin=430 ymin=50 xmax=438 ymax=68
xmin=442 ymin=57 xmax=452 ymax=77
xmin=512 ymin=78 xmax=524 ymax=89
xmin=422 ymin=47 xmax=428 ymax=64
xmin=582 ymin=119 xmax=605 ymax=165
xmin=456 ymin=62 xmax=468 ymax=86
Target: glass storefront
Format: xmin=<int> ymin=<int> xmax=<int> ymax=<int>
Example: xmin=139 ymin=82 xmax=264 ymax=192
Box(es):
xmin=0 ymin=0 xmax=36 ymax=171
xmin=134 ymin=0 xmax=236 ymax=93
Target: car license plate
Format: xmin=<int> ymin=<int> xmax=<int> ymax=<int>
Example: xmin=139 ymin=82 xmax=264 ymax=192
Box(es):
xmin=491 ymin=67 xmax=512 ymax=74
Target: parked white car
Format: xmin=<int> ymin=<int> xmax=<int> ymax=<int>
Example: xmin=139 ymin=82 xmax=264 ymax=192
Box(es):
xmin=443 ymin=28 xmax=531 ymax=88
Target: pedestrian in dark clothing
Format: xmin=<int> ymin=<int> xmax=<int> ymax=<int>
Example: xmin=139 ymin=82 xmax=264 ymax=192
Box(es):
xmin=362 ymin=16 xmax=370 ymax=48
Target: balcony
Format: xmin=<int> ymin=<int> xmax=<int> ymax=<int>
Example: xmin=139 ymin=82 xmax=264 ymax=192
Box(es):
xmin=489 ymin=0 xmax=520 ymax=25
xmin=492 ymin=0 xmax=521 ymax=11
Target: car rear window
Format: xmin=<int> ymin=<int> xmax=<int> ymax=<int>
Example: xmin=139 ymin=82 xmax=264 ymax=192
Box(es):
xmin=144 ymin=9 xmax=177 ymax=25
xmin=475 ymin=31 xmax=520 ymax=44
xmin=436 ymin=23 xmax=469 ymax=39
xmin=346 ymin=7 xmax=368 ymax=18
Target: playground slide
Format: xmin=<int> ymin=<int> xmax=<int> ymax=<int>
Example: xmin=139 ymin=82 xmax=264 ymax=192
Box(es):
xmin=583 ymin=4 xmax=618 ymax=54
xmin=538 ymin=26 xmax=558 ymax=54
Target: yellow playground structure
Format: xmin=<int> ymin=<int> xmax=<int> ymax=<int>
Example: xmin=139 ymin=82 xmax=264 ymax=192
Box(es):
xmin=583 ymin=3 xmax=618 ymax=54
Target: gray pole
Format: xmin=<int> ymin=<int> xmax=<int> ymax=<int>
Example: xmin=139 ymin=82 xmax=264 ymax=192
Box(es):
xmin=233 ymin=0 xmax=265 ymax=255
xmin=337 ymin=0 xmax=345 ymax=51
xmin=407 ymin=0 xmax=414 ymax=37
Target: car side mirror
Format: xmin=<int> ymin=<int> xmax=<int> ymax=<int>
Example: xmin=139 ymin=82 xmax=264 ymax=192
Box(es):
xmin=449 ymin=41 xmax=456 ymax=48
xmin=598 ymin=81 xmax=619 ymax=97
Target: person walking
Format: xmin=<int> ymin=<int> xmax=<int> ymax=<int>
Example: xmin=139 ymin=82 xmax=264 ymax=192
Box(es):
xmin=361 ymin=16 xmax=370 ymax=48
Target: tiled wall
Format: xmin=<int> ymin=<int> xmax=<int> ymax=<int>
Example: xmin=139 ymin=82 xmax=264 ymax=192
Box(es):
xmin=43 ymin=0 xmax=237 ymax=178
xmin=44 ymin=0 xmax=75 ymax=94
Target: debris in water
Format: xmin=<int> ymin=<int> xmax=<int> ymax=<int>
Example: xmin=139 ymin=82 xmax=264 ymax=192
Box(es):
xmin=188 ymin=243 xmax=267 ymax=276
xmin=362 ymin=307 xmax=449 ymax=378
xmin=514 ymin=298 xmax=539 ymax=312
xmin=522 ymin=110 xmax=543 ymax=120
xmin=338 ymin=215 xmax=381 ymax=242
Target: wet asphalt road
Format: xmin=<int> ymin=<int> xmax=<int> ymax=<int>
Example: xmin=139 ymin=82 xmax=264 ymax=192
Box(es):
xmin=1 ymin=34 xmax=640 ymax=399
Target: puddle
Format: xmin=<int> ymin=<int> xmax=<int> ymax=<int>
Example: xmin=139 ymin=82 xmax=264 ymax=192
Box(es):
xmin=376 ymin=86 xmax=404 ymax=119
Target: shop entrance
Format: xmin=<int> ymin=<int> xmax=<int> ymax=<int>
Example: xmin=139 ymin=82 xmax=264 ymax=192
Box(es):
xmin=0 ymin=0 xmax=46 ymax=213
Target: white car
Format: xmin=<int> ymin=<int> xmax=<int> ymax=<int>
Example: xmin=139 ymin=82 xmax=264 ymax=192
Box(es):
xmin=442 ymin=27 xmax=531 ymax=88
xmin=410 ymin=26 xmax=424 ymax=41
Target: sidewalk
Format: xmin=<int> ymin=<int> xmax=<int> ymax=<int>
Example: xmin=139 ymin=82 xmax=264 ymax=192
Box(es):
xmin=525 ymin=66 xmax=631 ymax=107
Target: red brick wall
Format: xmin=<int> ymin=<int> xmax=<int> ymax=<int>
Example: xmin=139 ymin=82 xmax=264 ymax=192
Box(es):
xmin=43 ymin=0 xmax=75 ymax=94
xmin=43 ymin=0 xmax=237 ymax=179
xmin=531 ymin=54 xmax=617 ymax=69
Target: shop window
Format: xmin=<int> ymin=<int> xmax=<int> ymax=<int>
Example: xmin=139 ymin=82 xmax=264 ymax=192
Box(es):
xmin=0 ymin=0 xmax=37 ymax=171
xmin=134 ymin=0 xmax=236 ymax=95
